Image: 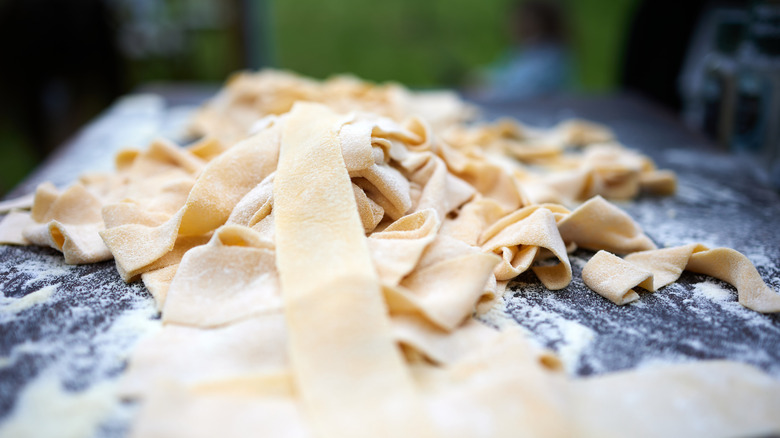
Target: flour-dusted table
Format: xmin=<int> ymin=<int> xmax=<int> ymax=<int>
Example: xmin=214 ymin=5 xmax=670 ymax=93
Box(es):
xmin=1 ymin=90 xmax=779 ymax=437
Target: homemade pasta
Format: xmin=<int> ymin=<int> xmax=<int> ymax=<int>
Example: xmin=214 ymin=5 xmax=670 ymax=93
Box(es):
xmin=1 ymin=70 xmax=779 ymax=437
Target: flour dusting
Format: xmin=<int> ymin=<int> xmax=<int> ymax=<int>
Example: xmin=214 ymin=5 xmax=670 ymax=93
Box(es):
xmin=0 ymin=373 xmax=118 ymax=438
xmin=556 ymin=319 xmax=595 ymax=371
xmin=481 ymin=263 xmax=598 ymax=375
xmin=693 ymin=281 xmax=733 ymax=302
xmin=0 ymin=245 xmax=162 ymax=437
xmin=2 ymin=94 xmax=780 ymax=437
xmin=0 ymin=284 xmax=57 ymax=315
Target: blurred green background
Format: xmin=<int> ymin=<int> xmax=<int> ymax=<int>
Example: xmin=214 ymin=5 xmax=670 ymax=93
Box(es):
xmin=0 ymin=0 xmax=639 ymax=196
xmin=270 ymin=0 xmax=636 ymax=90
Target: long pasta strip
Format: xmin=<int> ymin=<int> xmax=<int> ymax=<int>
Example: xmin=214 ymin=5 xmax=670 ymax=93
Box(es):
xmin=273 ymin=103 xmax=434 ymax=438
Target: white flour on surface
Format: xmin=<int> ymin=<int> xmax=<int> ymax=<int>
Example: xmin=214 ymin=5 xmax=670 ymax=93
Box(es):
xmin=0 ymin=95 xmax=201 ymax=438
xmin=633 ymin=279 xmax=780 ymax=374
xmin=480 ymin=268 xmax=597 ymax=375
xmin=0 ymin=290 xmax=160 ymax=437
xmin=13 ymin=256 xmax=73 ymax=289
xmin=485 ymin=243 xmax=780 ymax=379
xmin=693 ymin=281 xmax=733 ymax=302
xmin=0 ymin=284 xmax=57 ymax=315
xmin=0 ymin=373 xmax=118 ymax=438
xmin=3 ymin=99 xmax=780 ymax=438
xmin=499 ymin=301 xmax=596 ymax=375
xmin=0 ymin=246 xmax=163 ymax=438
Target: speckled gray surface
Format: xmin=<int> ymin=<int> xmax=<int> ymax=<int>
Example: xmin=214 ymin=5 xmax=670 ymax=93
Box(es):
xmin=478 ymin=95 xmax=780 ymax=376
xmin=1 ymin=92 xmax=779 ymax=435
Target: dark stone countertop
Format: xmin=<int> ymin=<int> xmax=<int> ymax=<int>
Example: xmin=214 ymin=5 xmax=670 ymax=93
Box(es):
xmin=1 ymin=90 xmax=778 ymax=436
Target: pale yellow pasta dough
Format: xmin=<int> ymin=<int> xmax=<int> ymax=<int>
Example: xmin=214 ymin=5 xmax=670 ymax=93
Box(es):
xmin=480 ymin=204 xmax=572 ymax=289
xmin=0 ymin=192 xmax=34 ymax=214
xmin=569 ymin=361 xmax=780 ymax=438
xmin=623 ymin=244 xmax=780 ymax=312
xmin=138 ymin=264 xmax=178 ymax=311
xmin=390 ymin=243 xmax=500 ymax=330
xmin=576 ymin=243 xmax=780 ymax=312
xmin=557 ymin=195 xmax=656 ymax=254
xmin=131 ymin=383 xmax=312 ymax=438
xmin=23 ymin=182 xmax=111 ymax=263
xmin=273 ymin=102 xmax=435 ymax=438
xmin=120 ymin=313 xmax=289 ymax=398
xmin=417 ymin=329 xmax=572 ymax=438
xmin=392 ymin=314 xmax=501 ymax=365
xmin=582 ymin=250 xmax=653 ymax=305
xmin=439 ymin=197 xmax=507 ymax=246
xmin=687 ymin=246 xmax=780 ymax=312
xmin=102 ymin=125 xmax=282 ymax=280
xmin=435 ymin=141 xmax=527 ymax=211
xmin=624 ymin=243 xmax=698 ymax=291
xmin=162 ymin=225 xmax=281 ymax=327
xmin=439 ymin=116 xmax=672 ymax=204
xmin=2 ymin=69 xmax=779 ymax=438
xmin=0 ymin=211 xmax=34 ymax=245
xmin=368 ymin=209 xmax=440 ymax=286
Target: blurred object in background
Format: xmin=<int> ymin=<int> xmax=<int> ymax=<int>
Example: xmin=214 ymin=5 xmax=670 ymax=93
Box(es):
xmin=270 ymin=0 xmax=509 ymax=88
xmin=680 ymin=7 xmax=747 ymax=149
xmin=6 ymin=0 xmax=744 ymax=196
xmin=621 ymin=0 xmax=708 ymax=111
xmin=0 ymin=0 xmax=250 ymax=197
xmin=272 ymin=0 xmax=638 ymax=95
xmin=732 ymin=1 xmax=780 ymax=189
xmin=110 ymin=0 xmax=248 ymax=83
xmin=467 ymin=0 xmax=572 ymax=101
xmin=570 ymin=0 xmax=636 ymax=93
xmin=681 ymin=0 xmax=780 ymax=189
xmin=0 ymin=0 xmax=123 ymax=195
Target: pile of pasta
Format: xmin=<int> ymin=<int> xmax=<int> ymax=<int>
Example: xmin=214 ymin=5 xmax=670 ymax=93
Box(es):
xmin=1 ymin=70 xmax=779 ymax=437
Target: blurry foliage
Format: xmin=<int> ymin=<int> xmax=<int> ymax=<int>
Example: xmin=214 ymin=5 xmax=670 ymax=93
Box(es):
xmin=269 ymin=0 xmax=638 ymax=91
xmin=0 ymin=0 xmax=638 ymax=196
xmin=114 ymin=0 xmax=244 ymax=84
xmin=270 ymin=0 xmax=513 ymax=87
xmin=0 ymin=122 xmax=37 ymax=195
xmin=569 ymin=0 xmax=638 ymax=91
xmin=115 ymin=0 xmax=642 ymax=91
